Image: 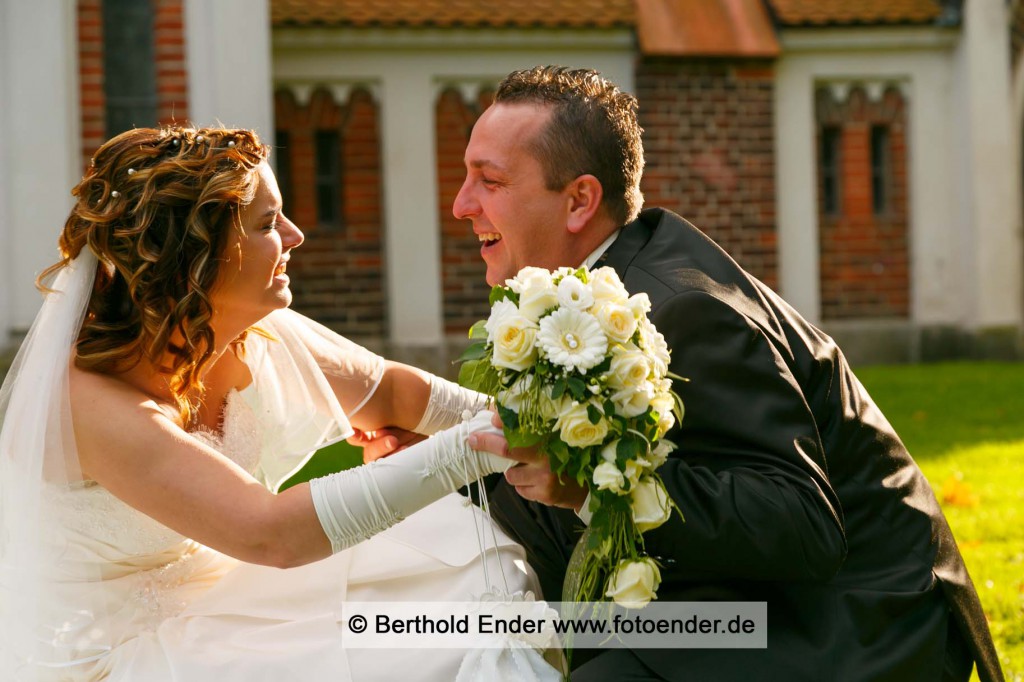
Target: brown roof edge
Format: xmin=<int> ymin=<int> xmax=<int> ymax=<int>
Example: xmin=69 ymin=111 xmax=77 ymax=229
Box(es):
xmin=636 ymin=0 xmax=780 ymax=58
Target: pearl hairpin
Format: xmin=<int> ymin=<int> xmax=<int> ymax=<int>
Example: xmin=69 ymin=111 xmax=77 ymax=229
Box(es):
xmin=111 ymin=191 xmax=120 ymax=198
xmin=127 ymin=168 xmax=136 ymax=176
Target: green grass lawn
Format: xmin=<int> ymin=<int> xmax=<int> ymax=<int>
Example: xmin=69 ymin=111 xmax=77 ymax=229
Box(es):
xmin=855 ymin=362 xmax=1024 ymax=681
xmin=286 ymin=361 xmax=1023 ymax=679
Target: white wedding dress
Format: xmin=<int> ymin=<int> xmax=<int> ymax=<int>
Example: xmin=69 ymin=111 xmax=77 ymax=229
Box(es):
xmin=46 ymin=385 xmax=546 ymax=681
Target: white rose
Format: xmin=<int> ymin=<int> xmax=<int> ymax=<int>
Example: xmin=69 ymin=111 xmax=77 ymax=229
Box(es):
xmin=484 ymin=299 xmax=520 ymax=342
xmin=555 ymin=401 xmax=609 ymax=448
xmin=607 ymin=347 xmax=651 ymax=390
xmin=611 ymin=382 xmax=655 ymax=418
xmin=556 ymin=275 xmax=595 ymax=311
xmin=537 ymin=308 xmax=608 ymax=373
xmin=631 ymin=477 xmax=671 ymax=533
xmin=605 ymin=558 xmax=662 ymax=609
xmin=515 ymin=269 xmax=558 ymax=322
xmin=492 ymin=316 xmax=539 ymax=371
xmin=639 ymin=318 xmax=671 ymax=376
xmin=590 ymin=267 xmax=629 ymax=305
xmin=596 ymin=303 xmax=638 ymax=345
xmin=498 ymin=374 xmax=533 ymax=414
xmin=539 ymin=388 xmax=570 ymax=422
xmin=623 ymin=458 xmax=645 ymax=488
xmin=649 ymin=440 xmax=675 ymax=469
xmin=650 ymin=393 xmax=676 ymax=436
xmin=506 ymin=266 xmax=551 ymax=293
xmin=600 ymin=439 xmax=620 ymax=464
xmin=592 ymin=461 xmax=626 ymax=494
xmin=626 ymin=292 xmax=652 ymax=318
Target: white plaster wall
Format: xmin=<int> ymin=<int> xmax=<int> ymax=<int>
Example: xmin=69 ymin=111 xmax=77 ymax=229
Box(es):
xmin=0 ymin=0 xmax=10 ymax=344
xmin=273 ymin=28 xmax=634 ymax=346
xmin=185 ymin=0 xmax=273 ymax=143
xmin=954 ymin=0 xmax=1022 ymax=329
xmin=775 ymin=29 xmax=966 ymax=326
xmin=1 ymin=0 xmax=81 ymax=336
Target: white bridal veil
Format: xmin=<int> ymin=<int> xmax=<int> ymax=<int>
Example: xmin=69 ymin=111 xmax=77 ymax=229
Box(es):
xmin=0 ymin=250 xmax=106 ymax=676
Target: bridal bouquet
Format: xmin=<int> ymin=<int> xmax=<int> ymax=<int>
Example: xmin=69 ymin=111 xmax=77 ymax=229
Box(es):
xmin=459 ymin=265 xmax=684 ymax=609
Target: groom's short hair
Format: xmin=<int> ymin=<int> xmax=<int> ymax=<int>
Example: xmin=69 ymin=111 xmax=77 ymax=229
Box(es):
xmin=494 ymin=65 xmax=644 ymax=226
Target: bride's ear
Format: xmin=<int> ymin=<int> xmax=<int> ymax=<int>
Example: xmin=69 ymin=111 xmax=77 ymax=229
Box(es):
xmin=565 ymin=175 xmax=604 ymax=235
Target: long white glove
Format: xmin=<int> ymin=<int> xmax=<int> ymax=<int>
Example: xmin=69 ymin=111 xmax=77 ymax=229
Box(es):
xmin=310 ymin=411 xmax=509 ymax=554
xmin=413 ymin=375 xmax=492 ymax=435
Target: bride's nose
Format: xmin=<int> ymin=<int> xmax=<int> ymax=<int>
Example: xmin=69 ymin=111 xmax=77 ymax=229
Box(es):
xmin=279 ymin=214 xmax=304 ymax=250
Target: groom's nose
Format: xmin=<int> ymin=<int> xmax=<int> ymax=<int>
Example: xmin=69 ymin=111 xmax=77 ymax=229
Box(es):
xmin=452 ymin=176 xmax=478 ymax=220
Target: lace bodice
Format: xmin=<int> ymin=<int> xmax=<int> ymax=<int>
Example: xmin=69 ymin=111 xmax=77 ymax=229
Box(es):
xmin=54 ymin=387 xmax=263 ymax=560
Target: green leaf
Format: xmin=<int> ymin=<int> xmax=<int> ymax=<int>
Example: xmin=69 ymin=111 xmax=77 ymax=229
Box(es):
xmin=673 ymin=391 xmax=686 ymax=423
xmin=468 ymin=320 xmax=489 ymax=340
xmin=456 ymin=341 xmax=489 ymax=362
xmin=567 ymin=376 xmax=587 ymax=401
xmin=587 ymin=404 xmax=603 ymax=425
xmin=458 ymin=359 xmax=500 ymax=395
xmin=603 ymin=399 xmax=617 ymax=417
xmin=506 ymin=428 xmax=544 ymax=449
xmin=551 ymin=377 xmax=567 ymax=400
xmin=497 ymin=404 xmax=520 ymax=430
xmin=546 ymin=437 xmax=570 ymax=466
xmin=489 ymin=285 xmax=519 ymax=306
xmin=617 ymin=432 xmax=646 ymax=463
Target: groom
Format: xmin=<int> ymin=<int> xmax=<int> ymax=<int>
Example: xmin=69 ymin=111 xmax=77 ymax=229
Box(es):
xmin=453 ymin=66 xmax=1003 ymax=682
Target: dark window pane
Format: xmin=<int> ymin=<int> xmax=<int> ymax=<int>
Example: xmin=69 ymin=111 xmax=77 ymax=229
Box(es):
xmin=314 ymin=130 xmax=342 ymax=228
xmin=103 ymin=0 xmax=157 ymax=136
xmin=275 ymin=131 xmax=292 ymax=213
xmin=871 ymin=125 xmax=891 ymax=215
xmin=820 ymin=126 xmax=842 ymax=216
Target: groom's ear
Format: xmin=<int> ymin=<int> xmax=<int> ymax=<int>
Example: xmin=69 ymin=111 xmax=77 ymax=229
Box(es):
xmin=565 ymin=175 xmax=604 ymax=235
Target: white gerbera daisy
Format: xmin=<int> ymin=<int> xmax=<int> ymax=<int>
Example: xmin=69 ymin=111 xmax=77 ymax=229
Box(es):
xmin=537 ymin=307 xmax=608 ymax=372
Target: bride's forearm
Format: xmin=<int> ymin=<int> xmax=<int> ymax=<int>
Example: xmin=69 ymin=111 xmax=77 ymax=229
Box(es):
xmin=348 ymin=361 xmax=431 ymax=432
xmin=309 ymin=411 xmax=510 ymax=555
xmin=349 ymin=361 xmax=490 ymax=436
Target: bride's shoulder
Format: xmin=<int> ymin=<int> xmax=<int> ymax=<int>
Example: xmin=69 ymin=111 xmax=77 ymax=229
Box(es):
xmin=68 ymin=365 xmax=179 ymax=430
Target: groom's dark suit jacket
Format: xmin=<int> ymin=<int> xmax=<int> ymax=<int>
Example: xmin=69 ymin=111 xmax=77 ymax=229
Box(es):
xmin=489 ymin=208 xmax=1003 ymax=682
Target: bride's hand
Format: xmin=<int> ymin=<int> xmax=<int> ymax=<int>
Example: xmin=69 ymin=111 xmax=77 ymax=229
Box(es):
xmin=468 ymin=414 xmax=588 ymax=512
xmin=349 ymin=427 xmax=426 ymax=463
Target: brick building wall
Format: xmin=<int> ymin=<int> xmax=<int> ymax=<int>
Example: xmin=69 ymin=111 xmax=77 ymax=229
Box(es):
xmin=636 ymin=58 xmax=779 ymax=290
xmin=436 ymin=87 xmax=495 ymax=335
xmin=815 ymin=85 xmax=909 ymax=320
xmin=77 ymin=0 xmax=105 ymax=167
xmin=77 ymin=0 xmax=188 ymax=167
xmin=273 ymin=88 xmax=387 ymax=338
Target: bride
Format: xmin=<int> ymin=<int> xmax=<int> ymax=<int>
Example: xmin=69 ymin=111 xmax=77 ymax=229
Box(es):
xmin=0 ymin=126 xmax=561 ymax=681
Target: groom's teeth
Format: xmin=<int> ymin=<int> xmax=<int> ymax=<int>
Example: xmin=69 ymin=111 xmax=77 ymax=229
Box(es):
xmin=477 ymin=233 xmax=501 ymax=243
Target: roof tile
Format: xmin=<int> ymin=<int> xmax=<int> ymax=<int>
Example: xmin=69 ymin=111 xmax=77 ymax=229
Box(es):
xmin=637 ymin=0 xmax=779 ymax=58
xmin=271 ymin=0 xmax=635 ymax=29
xmin=766 ymin=0 xmax=945 ymax=26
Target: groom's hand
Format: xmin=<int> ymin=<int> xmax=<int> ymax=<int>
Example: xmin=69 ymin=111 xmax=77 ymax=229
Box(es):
xmin=469 ymin=414 xmax=588 ymax=512
xmin=349 ymin=427 xmax=425 ymax=463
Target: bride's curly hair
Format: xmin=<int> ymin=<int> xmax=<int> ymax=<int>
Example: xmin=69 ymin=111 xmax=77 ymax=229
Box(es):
xmin=40 ymin=125 xmax=270 ymax=423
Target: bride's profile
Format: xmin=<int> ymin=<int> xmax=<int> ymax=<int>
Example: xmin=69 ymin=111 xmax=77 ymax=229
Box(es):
xmin=0 ymin=125 xmax=560 ymax=681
